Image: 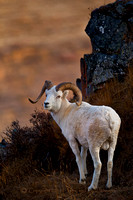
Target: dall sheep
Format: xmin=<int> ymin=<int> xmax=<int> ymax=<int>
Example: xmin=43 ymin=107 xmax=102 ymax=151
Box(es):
xmin=29 ymin=80 xmax=121 ymax=191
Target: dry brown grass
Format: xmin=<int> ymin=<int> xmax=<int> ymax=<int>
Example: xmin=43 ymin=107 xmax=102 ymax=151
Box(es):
xmin=88 ymin=67 xmax=133 ymax=112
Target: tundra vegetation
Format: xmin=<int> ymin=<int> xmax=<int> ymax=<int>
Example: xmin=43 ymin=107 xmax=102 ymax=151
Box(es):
xmin=0 ymin=67 xmax=133 ymax=200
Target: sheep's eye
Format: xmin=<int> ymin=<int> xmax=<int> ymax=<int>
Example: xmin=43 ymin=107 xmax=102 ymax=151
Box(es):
xmin=56 ymin=95 xmax=61 ymax=99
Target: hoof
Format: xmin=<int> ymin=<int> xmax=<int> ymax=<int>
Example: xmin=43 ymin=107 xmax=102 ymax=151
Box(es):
xmin=79 ymin=179 xmax=86 ymax=184
xmin=88 ymin=185 xmax=97 ymax=191
xmin=106 ymin=184 xmax=112 ymax=189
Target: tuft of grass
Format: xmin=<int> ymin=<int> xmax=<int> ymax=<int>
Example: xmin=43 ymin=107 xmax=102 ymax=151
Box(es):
xmin=88 ymin=67 xmax=133 ymax=113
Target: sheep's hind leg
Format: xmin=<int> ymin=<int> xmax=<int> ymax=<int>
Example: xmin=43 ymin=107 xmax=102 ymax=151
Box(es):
xmin=88 ymin=147 xmax=102 ymax=191
xmin=80 ymin=146 xmax=88 ymax=177
xmin=69 ymin=140 xmax=86 ymax=184
xmin=106 ymin=145 xmax=115 ymax=189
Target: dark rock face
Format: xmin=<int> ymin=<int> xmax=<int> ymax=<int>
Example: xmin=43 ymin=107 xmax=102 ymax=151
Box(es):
xmin=80 ymin=0 xmax=133 ymax=97
xmin=85 ymin=0 xmax=133 ymax=54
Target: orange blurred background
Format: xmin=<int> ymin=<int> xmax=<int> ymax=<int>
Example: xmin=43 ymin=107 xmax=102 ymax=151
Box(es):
xmin=0 ymin=0 xmax=114 ymax=138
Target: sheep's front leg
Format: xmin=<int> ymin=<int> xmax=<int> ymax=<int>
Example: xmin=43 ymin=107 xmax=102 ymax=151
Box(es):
xmin=69 ymin=140 xmax=86 ymax=184
xmin=80 ymin=146 xmax=88 ymax=177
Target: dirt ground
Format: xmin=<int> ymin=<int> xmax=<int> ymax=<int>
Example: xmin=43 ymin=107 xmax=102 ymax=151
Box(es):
xmin=0 ymin=0 xmax=115 ymax=138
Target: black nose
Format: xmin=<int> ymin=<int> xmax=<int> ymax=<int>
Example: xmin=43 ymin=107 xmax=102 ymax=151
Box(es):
xmin=44 ymin=102 xmax=49 ymax=107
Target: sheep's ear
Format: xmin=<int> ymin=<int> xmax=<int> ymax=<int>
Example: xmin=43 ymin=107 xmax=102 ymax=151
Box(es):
xmin=62 ymin=90 xmax=69 ymax=99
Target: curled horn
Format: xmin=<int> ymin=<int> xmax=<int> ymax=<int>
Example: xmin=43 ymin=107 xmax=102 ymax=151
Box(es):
xmin=56 ymin=82 xmax=82 ymax=106
xmin=28 ymin=80 xmax=53 ymax=104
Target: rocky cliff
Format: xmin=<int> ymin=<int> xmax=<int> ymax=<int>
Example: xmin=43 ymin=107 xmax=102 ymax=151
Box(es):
xmin=79 ymin=0 xmax=133 ymax=98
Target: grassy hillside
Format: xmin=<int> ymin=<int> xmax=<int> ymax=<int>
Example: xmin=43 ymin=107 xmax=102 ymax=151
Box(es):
xmin=0 ymin=67 xmax=132 ymax=199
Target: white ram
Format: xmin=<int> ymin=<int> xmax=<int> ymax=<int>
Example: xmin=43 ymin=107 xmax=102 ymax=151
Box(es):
xmin=29 ymin=80 xmax=121 ymax=191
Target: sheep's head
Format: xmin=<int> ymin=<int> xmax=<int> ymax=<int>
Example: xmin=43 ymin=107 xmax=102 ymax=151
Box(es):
xmin=28 ymin=81 xmax=82 ymax=113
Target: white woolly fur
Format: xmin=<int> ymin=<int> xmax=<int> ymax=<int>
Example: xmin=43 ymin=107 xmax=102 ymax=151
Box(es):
xmin=44 ymin=85 xmax=121 ymax=191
